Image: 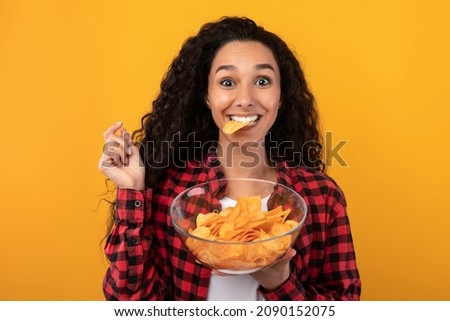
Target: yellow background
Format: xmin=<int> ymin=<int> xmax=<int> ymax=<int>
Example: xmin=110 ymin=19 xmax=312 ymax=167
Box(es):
xmin=1 ymin=0 xmax=449 ymax=300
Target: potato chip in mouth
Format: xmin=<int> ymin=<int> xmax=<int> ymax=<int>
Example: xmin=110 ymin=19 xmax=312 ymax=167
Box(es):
xmin=222 ymin=120 xmax=255 ymax=134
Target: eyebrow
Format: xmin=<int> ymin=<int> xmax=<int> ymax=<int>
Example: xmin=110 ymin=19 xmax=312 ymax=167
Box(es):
xmin=214 ymin=63 xmax=275 ymax=74
xmin=254 ymin=63 xmax=275 ymax=72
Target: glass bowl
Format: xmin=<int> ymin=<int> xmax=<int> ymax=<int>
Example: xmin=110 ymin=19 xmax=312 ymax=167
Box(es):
xmin=170 ymin=178 xmax=307 ymax=274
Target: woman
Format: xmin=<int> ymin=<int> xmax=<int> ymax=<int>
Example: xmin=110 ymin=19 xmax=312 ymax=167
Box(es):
xmin=98 ymin=16 xmax=361 ymax=300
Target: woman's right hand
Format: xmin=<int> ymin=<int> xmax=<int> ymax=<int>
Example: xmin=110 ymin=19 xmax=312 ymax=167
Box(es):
xmin=98 ymin=121 xmax=145 ymax=190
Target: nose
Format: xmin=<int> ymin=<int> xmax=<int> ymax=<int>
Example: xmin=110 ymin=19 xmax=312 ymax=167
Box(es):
xmin=235 ymin=84 xmax=254 ymax=107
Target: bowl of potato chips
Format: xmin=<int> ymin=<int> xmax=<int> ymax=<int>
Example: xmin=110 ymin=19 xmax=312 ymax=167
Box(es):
xmin=170 ymin=178 xmax=307 ymax=274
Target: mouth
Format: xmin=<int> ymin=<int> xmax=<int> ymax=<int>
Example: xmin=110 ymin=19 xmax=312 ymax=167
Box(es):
xmin=222 ymin=115 xmax=261 ymax=134
xmin=228 ymin=115 xmax=261 ymax=125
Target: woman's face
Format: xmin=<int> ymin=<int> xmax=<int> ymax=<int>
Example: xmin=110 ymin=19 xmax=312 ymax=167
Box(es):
xmin=207 ymin=41 xmax=281 ymax=144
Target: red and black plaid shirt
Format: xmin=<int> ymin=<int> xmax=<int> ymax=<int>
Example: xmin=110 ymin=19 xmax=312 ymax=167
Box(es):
xmin=103 ymin=154 xmax=361 ymax=300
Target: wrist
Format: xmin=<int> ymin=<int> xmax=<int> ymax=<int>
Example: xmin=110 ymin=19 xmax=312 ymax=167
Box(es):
xmin=118 ymin=183 xmax=145 ymax=191
xmin=132 ymin=184 xmax=145 ymax=191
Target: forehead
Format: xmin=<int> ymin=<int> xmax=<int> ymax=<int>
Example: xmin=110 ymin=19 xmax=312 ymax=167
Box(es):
xmin=211 ymin=41 xmax=279 ymax=71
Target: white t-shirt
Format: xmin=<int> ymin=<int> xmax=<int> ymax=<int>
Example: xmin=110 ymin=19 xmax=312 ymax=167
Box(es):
xmin=207 ymin=196 xmax=268 ymax=301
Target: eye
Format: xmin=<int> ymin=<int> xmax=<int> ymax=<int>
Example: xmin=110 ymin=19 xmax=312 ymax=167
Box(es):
xmin=219 ymin=79 xmax=235 ymax=87
xmin=255 ymin=77 xmax=271 ymax=86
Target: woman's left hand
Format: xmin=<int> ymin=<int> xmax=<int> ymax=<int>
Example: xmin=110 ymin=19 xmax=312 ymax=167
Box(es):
xmin=251 ymin=248 xmax=296 ymax=291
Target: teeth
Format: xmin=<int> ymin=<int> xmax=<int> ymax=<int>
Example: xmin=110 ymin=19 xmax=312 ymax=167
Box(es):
xmin=230 ymin=115 xmax=259 ymax=123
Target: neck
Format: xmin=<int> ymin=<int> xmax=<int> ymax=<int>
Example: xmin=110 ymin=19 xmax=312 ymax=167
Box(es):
xmin=216 ymin=140 xmax=277 ymax=182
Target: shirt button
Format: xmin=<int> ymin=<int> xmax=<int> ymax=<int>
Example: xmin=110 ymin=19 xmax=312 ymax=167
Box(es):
xmin=127 ymin=237 xmax=140 ymax=246
xmin=134 ymin=200 xmax=142 ymax=208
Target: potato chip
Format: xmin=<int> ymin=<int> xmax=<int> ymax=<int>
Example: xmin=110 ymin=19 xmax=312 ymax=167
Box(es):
xmin=218 ymin=222 xmax=235 ymax=239
xmin=185 ymin=195 xmax=300 ymax=271
xmin=189 ymin=226 xmax=211 ymax=239
xmin=223 ymin=229 xmax=260 ymax=242
xmin=223 ymin=120 xmax=252 ymax=134
xmin=196 ymin=213 xmax=218 ymax=227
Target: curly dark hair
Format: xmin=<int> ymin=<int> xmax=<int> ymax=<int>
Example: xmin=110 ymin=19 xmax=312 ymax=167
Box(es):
xmin=132 ymin=16 xmax=324 ymax=189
